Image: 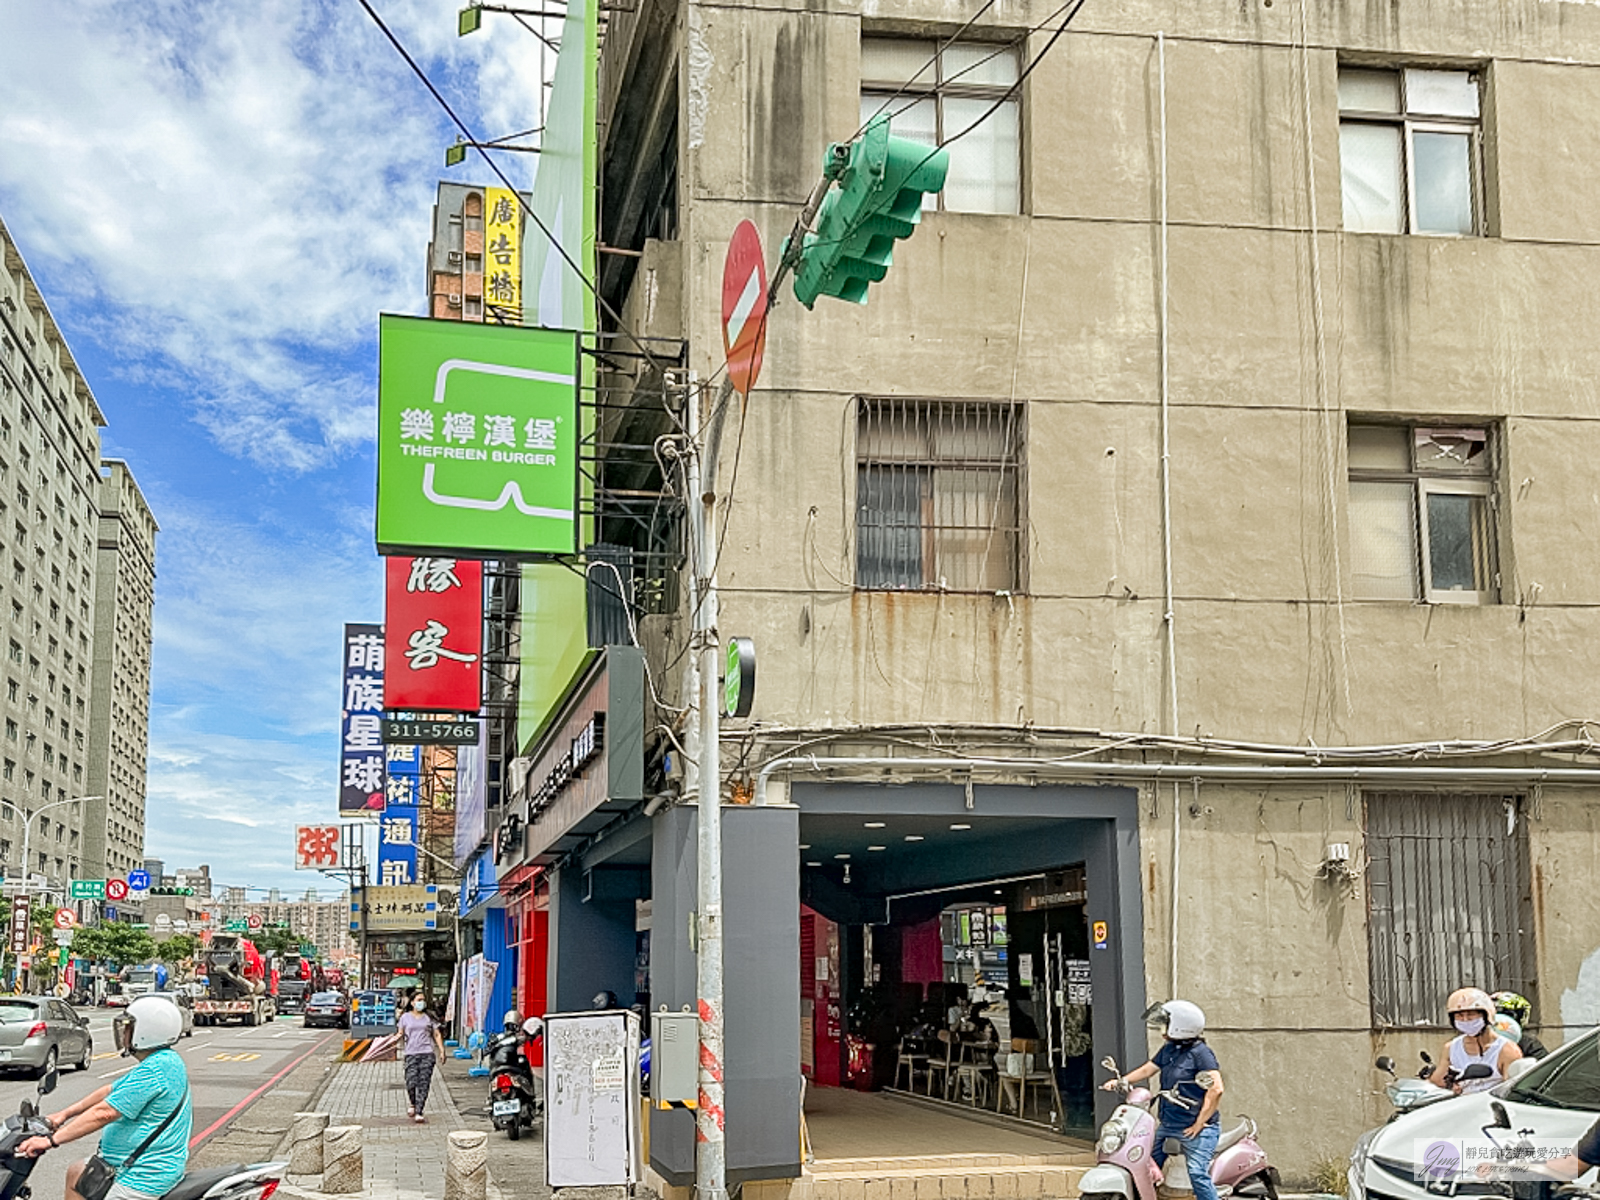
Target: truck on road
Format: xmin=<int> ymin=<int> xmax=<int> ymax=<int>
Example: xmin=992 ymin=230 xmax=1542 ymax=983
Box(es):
xmin=194 ymin=935 xmax=276 ymax=1026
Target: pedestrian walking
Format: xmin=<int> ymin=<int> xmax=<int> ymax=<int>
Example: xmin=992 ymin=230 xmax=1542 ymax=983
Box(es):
xmin=398 ymin=995 xmax=445 ymax=1123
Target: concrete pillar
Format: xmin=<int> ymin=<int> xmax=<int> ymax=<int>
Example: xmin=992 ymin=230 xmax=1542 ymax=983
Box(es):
xmin=445 ymin=1130 xmax=488 ymax=1200
xmin=288 ymin=1112 xmax=329 ymax=1177
xmin=321 ymin=1125 xmax=364 ymax=1194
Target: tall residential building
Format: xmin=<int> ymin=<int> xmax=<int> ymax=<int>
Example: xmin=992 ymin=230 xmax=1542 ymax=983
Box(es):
xmin=215 ymin=890 xmax=354 ymax=962
xmin=0 ymin=215 xmax=151 ymax=891
xmin=425 ymin=182 xmax=531 ymax=324
xmin=84 ymin=459 xmax=156 ymax=882
xmin=488 ymin=0 xmax=1600 ymax=1184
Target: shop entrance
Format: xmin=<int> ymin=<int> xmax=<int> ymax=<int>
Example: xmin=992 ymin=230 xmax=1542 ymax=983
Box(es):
xmin=794 ymin=781 xmax=1143 ymax=1154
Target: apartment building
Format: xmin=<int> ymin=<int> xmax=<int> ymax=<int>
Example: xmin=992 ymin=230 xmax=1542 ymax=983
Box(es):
xmin=488 ymin=0 xmax=1600 ymax=1182
xmin=0 ymin=215 xmax=154 ymax=893
xmin=84 ymin=460 xmax=156 ymax=882
xmin=215 ymin=888 xmax=354 ymax=961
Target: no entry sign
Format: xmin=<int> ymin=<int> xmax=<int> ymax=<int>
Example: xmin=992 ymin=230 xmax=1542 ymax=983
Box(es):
xmin=721 ymin=220 xmax=768 ymax=397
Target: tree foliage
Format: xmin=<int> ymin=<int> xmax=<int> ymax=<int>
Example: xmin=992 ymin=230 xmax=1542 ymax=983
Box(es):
xmin=161 ymin=933 xmax=199 ymax=962
xmin=257 ymin=926 xmax=304 ymax=959
xmin=71 ymin=924 xmax=157 ymax=968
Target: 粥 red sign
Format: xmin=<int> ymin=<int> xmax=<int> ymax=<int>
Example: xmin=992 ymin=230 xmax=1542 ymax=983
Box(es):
xmin=383 ymin=557 xmax=484 ymax=712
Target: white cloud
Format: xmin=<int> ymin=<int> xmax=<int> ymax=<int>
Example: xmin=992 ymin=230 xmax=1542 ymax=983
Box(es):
xmin=0 ymin=0 xmax=546 ymax=471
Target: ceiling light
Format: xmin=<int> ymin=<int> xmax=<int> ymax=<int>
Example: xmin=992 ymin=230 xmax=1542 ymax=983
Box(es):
xmin=799 ymin=844 xmax=810 ymax=850
xmin=834 ymin=853 xmax=851 ymax=860
xmin=905 ymin=835 xmax=924 ymax=842
xmin=950 ymin=823 xmax=972 ymax=831
xmin=864 ymin=821 xmax=886 ymax=829
xmin=868 ymin=845 xmax=886 ymax=852
xmin=994 ymin=889 xmax=1003 ymax=895
xmin=806 ymin=861 xmax=822 ymax=868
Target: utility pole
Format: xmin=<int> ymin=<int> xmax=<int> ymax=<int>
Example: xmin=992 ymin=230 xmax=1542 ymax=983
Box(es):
xmin=682 ymin=372 xmax=727 ymax=1200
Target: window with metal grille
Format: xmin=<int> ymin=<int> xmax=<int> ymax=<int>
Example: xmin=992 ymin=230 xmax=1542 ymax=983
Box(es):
xmin=1364 ymin=792 xmax=1533 ymax=1028
xmin=1349 ymin=423 xmax=1499 ymax=604
xmin=855 ymin=399 xmax=1021 ymax=591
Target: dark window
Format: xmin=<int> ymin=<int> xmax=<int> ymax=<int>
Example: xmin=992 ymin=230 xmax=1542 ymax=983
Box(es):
xmin=855 ymin=399 xmax=1021 ymax=591
xmin=1365 ymin=792 xmax=1532 ymax=1028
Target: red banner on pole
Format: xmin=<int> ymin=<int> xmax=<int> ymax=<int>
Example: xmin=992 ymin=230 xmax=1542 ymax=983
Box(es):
xmin=383 ymin=557 xmax=484 ymax=712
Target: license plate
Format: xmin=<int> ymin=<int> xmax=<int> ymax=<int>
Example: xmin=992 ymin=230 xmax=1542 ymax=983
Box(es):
xmin=0 ymin=1051 xmax=11 ymax=1062
xmin=492 ymin=1100 xmax=521 ymax=1116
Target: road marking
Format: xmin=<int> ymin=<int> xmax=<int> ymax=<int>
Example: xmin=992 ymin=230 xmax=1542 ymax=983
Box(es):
xmin=209 ymin=1052 xmax=261 ymax=1062
xmin=92 ymin=1051 xmax=117 ymax=1061
xmin=190 ymin=1031 xmax=338 ymax=1148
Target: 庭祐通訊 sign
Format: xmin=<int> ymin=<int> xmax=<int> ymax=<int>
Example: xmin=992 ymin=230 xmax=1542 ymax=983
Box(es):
xmin=377 ymin=315 xmax=579 ymax=557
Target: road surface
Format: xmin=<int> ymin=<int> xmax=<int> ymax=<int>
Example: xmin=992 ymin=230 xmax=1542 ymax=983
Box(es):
xmin=0 ymin=1011 xmax=334 ymax=1200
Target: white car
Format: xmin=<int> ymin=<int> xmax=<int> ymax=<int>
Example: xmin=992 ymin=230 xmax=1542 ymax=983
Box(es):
xmin=1351 ymin=1030 xmax=1600 ymax=1200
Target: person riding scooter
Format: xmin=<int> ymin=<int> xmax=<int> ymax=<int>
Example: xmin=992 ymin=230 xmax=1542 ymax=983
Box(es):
xmin=1492 ymin=991 xmax=1548 ymax=1060
xmin=1102 ymin=1000 xmax=1225 ymax=1200
xmin=1439 ymin=987 xmax=1521 ymax=1093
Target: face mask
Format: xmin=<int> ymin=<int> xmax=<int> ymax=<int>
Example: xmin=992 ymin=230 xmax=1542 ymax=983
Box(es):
xmin=413 ymin=1000 xmax=426 ymax=1011
xmin=1455 ymin=1016 xmax=1486 ymax=1036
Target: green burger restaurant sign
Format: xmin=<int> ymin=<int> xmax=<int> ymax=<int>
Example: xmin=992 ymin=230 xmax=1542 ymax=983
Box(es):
xmin=376 ymin=315 xmax=580 ymax=557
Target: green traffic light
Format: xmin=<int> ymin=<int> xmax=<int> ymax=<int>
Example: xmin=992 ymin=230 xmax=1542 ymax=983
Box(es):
xmin=788 ymin=116 xmax=949 ymax=309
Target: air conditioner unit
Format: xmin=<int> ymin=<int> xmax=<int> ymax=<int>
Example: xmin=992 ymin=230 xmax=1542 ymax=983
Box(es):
xmin=447 ymin=251 xmax=463 ymax=264
xmin=447 ymin=293 xmax=462 ymax=307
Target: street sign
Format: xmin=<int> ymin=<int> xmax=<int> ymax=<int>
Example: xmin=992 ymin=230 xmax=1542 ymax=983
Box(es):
xmin=104 ymin=906 xmax=117 ymax=922
xmin=51 ymin=929 xmax=73 ymax=946
xmin=724 ymin=637 xmax=756 ymax=719
xmin=295 ymin=825 xmax=342 ymax=871
xmin=154 ymin=914 xmax=172 ymax=929
xmin=173 ymin=920 xmax=190 ymax=932
xmin=224 ymin=920 xmax=247 ymax=933
xmin=69 ymin=880 xmax=105 ymax=901
xmin=721 ymin=220 xmax=768 ymax=397
xmin=7 ymin=896 xmax=28 ymax=955
xmin=127 ymin=870 xmax=151 ymax=892
xmin=247 ymin=914 xmax=264 ymax=931
xmin=105 ymin=879 xmax=129 ymax=902
xmin=380 ymin=717 xmax=480 ymax=745
xmin=52 ymin=908 xmax=75 ymax=930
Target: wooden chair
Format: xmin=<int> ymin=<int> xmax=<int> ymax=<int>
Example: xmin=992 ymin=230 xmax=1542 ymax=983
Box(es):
xmin=996 ymin=1038 xmax=1066 ymax=1127
xmin=952 ymin=1036 xmax=997 ymax=1107
xmin=893 ymin=1035 xmax=930 ymax=1092
xmin=927 ymin=1030 xmax=957 ymax=1098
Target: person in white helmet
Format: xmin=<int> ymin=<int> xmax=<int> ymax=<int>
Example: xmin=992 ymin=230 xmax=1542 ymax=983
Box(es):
xmin=18 ymin=995 xmax=191 ymax=1200
xmin=1440 ymin=987 xmax=1520 ymax=1094
xmin=1102 ymin=1001 xmax=1226 ymax=1200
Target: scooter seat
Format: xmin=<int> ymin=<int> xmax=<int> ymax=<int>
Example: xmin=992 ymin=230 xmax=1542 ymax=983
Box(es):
xmin=164 ymin=1165 xmax=258 ymax=1200
xmin=1216 ymin=1119 xmax=1255 ymax=1154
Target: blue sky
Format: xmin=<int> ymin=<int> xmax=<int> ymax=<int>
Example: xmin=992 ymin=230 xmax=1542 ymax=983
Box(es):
xmin=0 ymin=0 xmax=545 ymax=895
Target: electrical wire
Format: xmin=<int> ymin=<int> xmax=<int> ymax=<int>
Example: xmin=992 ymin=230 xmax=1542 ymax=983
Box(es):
xmin=853 ymin=0 xmax=1001 ymax=136
xmin=354 ymin=0 xmax=669 ymax=378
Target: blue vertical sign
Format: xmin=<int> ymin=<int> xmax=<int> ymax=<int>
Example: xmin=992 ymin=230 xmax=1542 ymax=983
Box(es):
xmin=380 ymin=742 xmax=421 ymax=885
xmin=341 ymin=624 xmax=385 ymax=814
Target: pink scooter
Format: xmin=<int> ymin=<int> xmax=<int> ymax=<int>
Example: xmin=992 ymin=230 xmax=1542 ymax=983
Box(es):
xmin=1078 ymin=1057 xmax=1279 ymax=1200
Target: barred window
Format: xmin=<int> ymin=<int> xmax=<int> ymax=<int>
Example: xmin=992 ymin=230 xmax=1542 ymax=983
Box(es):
xmin=855 ymin=399 xmax=1021 ymax=591
xmin=1365 ymin=792 xmax=1532 ymax=1028
xmin=1349 ymin=423 xmax=1498 ymax=604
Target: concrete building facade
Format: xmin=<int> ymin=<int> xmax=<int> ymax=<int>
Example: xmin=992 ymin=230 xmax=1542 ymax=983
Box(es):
xmin=84 ymin=460 xmax=156 ymax=882
xmin=520 ymin=0 xmax=1600 ymax=1181
xmin=0 ymin=216 xmax=154 ymax=894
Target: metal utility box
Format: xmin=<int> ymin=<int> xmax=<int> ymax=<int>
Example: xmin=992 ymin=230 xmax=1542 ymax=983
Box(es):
xmin=651 ymin=1009 xmax=700 ymax=1105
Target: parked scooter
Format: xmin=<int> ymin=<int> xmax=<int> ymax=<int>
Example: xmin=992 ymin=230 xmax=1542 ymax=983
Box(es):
xmin=1373 ymin=1055 xmax=1496 ymax=1120
xmin=1079 ymin=1057 xmax=1279 ymax=1200
xmin=0 ymin=1068 xmax=287 ymax=1200
xmin=488 ymin=1017 xmax=544 ymax=1140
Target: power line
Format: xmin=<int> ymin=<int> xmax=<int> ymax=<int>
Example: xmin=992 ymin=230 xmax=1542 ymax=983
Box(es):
xmin=354 ymin=0 xmax=669 ymax=377
xmin=854 ymin=0 xmax=1000 ymax=138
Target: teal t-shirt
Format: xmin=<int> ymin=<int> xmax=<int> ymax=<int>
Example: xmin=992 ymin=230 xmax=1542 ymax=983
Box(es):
xmin=100 ymin=1048 xmax=191 ymax=1194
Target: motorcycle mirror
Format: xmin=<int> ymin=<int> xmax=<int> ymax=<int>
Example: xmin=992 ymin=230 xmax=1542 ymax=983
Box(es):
xmin=38 ymin=1068 xmax=58 ymax=1096
xmin=1375 ymin=1056 xmax=1396 ymax=1075
xmin=1420 ymin=1051 xmax=1435 ymax=1064
xmin=1461 ymin=1064 xmax=1493 ymax=1082
xmin=18 ymin=1100 xmax=34 ymax=1120
xmin=1489 ymin=1101 xmax=1512 ymax=1130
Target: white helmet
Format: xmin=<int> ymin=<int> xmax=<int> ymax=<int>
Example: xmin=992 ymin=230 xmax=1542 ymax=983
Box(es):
xmin=114 ymin=996 xmax=184 ymax=1055
xmin=522 ymin=1016 xmax=544 ymax=1039
xmin=503 ymin=1009 xmax=523 ymax=1031
xmin=1146 ymin=999 xmax=1206 ymax=1040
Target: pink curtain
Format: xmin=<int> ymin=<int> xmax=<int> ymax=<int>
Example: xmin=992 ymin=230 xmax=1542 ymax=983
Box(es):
xmin=901 ymin=918 xmax=944 ymax=987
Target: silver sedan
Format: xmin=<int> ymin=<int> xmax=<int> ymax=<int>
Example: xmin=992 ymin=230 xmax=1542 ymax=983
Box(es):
xmin=0 ymin=996 xmax=93 ymax=1076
